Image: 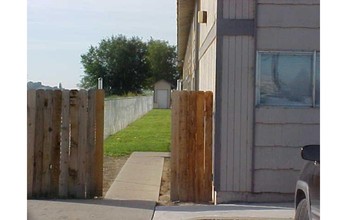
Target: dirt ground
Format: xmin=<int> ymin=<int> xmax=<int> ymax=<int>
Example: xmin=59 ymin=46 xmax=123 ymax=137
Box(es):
xmin=102 ymin=155 xmax=173 ymax=205
xmin=102 ymin=155 xmax=129 ymax=197
xmin=157 ymin=157 xmax=174 ymax=206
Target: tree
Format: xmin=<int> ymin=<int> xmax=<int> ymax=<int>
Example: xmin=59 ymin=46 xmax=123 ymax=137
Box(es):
xmin=146 ymin=39 xmax=179 ymax=88
xmin=80 ymin=35 xmax=149 ymax=95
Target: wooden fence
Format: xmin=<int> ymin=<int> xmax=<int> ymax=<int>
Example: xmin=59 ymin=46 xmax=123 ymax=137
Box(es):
xmin=27 ymin=89 xmax=104 ymax=199
xmin=170 ymin=91 xmax=213 ymax=203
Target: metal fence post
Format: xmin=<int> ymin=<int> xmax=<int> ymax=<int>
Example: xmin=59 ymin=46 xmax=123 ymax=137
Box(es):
xmin=98 ymin=78 xmax=103 ymax=90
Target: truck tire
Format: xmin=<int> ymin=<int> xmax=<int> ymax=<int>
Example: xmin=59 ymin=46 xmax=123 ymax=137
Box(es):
xmin=295 ymin=199 xmax=309 ymax=220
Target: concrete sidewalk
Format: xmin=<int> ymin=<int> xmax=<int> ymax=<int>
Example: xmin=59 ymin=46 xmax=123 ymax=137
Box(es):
xmin=105 ymin=152 xmax=170 ymax=201
xmin=28 ymin=152 xmax=169 ymax=220
xmin=28 ymin=199 xmax=155 ymax=220
xmin=153 ymin=203 xmax=295 ymax=220
xmin=28 ymin=152 xmax=296 ymax=220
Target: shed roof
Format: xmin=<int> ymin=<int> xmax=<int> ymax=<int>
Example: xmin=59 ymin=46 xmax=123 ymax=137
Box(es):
xmin=177 ymin=0 xmax=195 ymax=62
xmin=154 ymin=79 xmax=172 ymax=86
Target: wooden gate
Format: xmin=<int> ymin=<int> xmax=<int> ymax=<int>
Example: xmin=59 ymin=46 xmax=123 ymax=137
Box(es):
xmin=170 ymin=91 xmax=213 ymax=203
xmin=27 ymin=89 xmax=104 ymax=199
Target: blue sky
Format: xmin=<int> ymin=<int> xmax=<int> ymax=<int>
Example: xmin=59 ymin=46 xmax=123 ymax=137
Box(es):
xmin=28 ymin=0 xmax=177 ymax=89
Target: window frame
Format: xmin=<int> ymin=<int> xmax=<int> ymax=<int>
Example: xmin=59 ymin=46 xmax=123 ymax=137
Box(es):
xmin=256 ymin=50 xmax=320 ymax=108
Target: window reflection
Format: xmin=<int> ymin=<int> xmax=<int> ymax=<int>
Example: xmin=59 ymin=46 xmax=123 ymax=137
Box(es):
xmin=258 ymin=52 xmax=319 ymax=107
xmin=315 ymin=53 xmax=320 ymax=106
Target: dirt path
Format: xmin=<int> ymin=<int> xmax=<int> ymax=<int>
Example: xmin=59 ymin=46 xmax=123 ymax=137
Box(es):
xmin=158 ymin=157 xmax=174 ymax=206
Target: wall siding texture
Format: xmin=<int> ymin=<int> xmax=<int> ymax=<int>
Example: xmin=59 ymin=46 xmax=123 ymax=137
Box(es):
xmin=254 ymin=108 xmax=320 ymax=194
xmin=182 ymin=3 xmax=198 ymax=91
xmin=257 ymin=0 xmax=320 ymax=51
xmin=253 ymin=0 xmax=320 ymax=197
xmin=199 ymin=39 xmax=217 ymax=93
xmin=215 ymin=0 xmax=319 ymax=203
xmin=218 ymin=35 xmax=254 ymax=193
xmin=179 ymin=0 xmax=319 ymax=203
xmin=183 ymin=24 xmax=194 ymax=90
xmin=223 ymin=0 xmax=255 ymax=19
xmin=199 ymin=0 xmax=217 ymax=47
xmin=215 ymin=0 xmax=255 ymax=196
xmin=199 ymin=0 xmax=217 ymax=94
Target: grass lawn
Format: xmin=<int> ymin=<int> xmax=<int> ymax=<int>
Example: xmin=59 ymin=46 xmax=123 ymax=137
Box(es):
xmin=104 ymin=109 xmax=171 ymax=157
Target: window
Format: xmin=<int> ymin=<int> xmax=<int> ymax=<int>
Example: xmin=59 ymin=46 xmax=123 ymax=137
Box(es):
xmin=315 ymin=53 xmax=320 ymax=106
xmin=256 ymin=51 xmax=320 ymax=107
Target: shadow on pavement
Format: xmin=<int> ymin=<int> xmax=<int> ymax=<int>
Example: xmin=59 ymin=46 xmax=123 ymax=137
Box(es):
xmin=155 ymin=203 xmax=294 ymax=212
xmin=28 ymin=198 xmax=155 ymax=210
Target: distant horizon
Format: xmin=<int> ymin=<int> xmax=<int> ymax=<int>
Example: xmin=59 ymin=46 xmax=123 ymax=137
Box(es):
xmin=27 ymin=79 xmax=68 ymax=88
xmin=27 ymin=35 xmax=176 ymax=90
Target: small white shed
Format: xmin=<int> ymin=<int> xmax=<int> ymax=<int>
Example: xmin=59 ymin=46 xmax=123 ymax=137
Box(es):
xmin=154 ymin=80 xmax=171 ymax=109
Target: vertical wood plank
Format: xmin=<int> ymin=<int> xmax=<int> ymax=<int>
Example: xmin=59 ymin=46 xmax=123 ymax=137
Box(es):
xmin=33 ymin=90 xmax=45 ymax=197
xmin=77 ymin=90 xmax=88 ymax=198
xmin=51 ymin=90 xmax=62 ymax=197
xmin=170 ymin=91 xmax=214 ymax=203
xmin=95 ymin=89 xmax=104 ymax=197
xmin=87 ymin=90 xmax=96 ymax=198
xmin=204 ymin=92 xmax=213 ymax=202
xmin=28 ymin=89 xmax=108 ymax=199
xmin=27 ymin=90 xmax=36 ymax=198
xmin=178 ymin=91 xmax=189 ymax=202
xmin=59 ymin=90 xmax=70 ymax=198
xmin=195 ymin=92 xmax=205 ymax=202
xmin=170 ymin=91 xmax=180 ymax=201
xmin=68 ymin=90 xmax=79 ymax=198
xmin=187 ymin=92 xmax=197 ymax=202
xmin=41 ymin=90 xmax=53 ymax=197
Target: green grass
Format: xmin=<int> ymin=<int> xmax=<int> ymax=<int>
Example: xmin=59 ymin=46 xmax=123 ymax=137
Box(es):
xmin=104 ymin=109 xmax=171 ymax=157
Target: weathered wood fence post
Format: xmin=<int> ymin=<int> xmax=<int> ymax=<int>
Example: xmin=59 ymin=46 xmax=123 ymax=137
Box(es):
xmin=27 ymin=89 xmax=104 ymax=199
xmin=171 ymin=91 xmax=213 ymax=203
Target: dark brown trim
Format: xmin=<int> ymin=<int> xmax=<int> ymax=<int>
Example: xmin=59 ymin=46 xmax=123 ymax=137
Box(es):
xmin=251 ymin=0 xmax=258 ymax=193
xmin=213 ymin=0 xmax=224 ymax=192
xmin=218 ymin=19 xmax=255 ymax=36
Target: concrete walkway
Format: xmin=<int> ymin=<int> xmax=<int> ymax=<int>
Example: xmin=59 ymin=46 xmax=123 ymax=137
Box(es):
xmin=28 ymin=199 xmax=156 ymax=220
xmin=28 ymin=152 xmax=295 ymax=220
xmin=153 ymin=203 xmax=295 ymax=220
xmin=105 ymin=152 xmax=170 ymax=201
xmin=28 ymin=152 xmax=169 ymax=220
